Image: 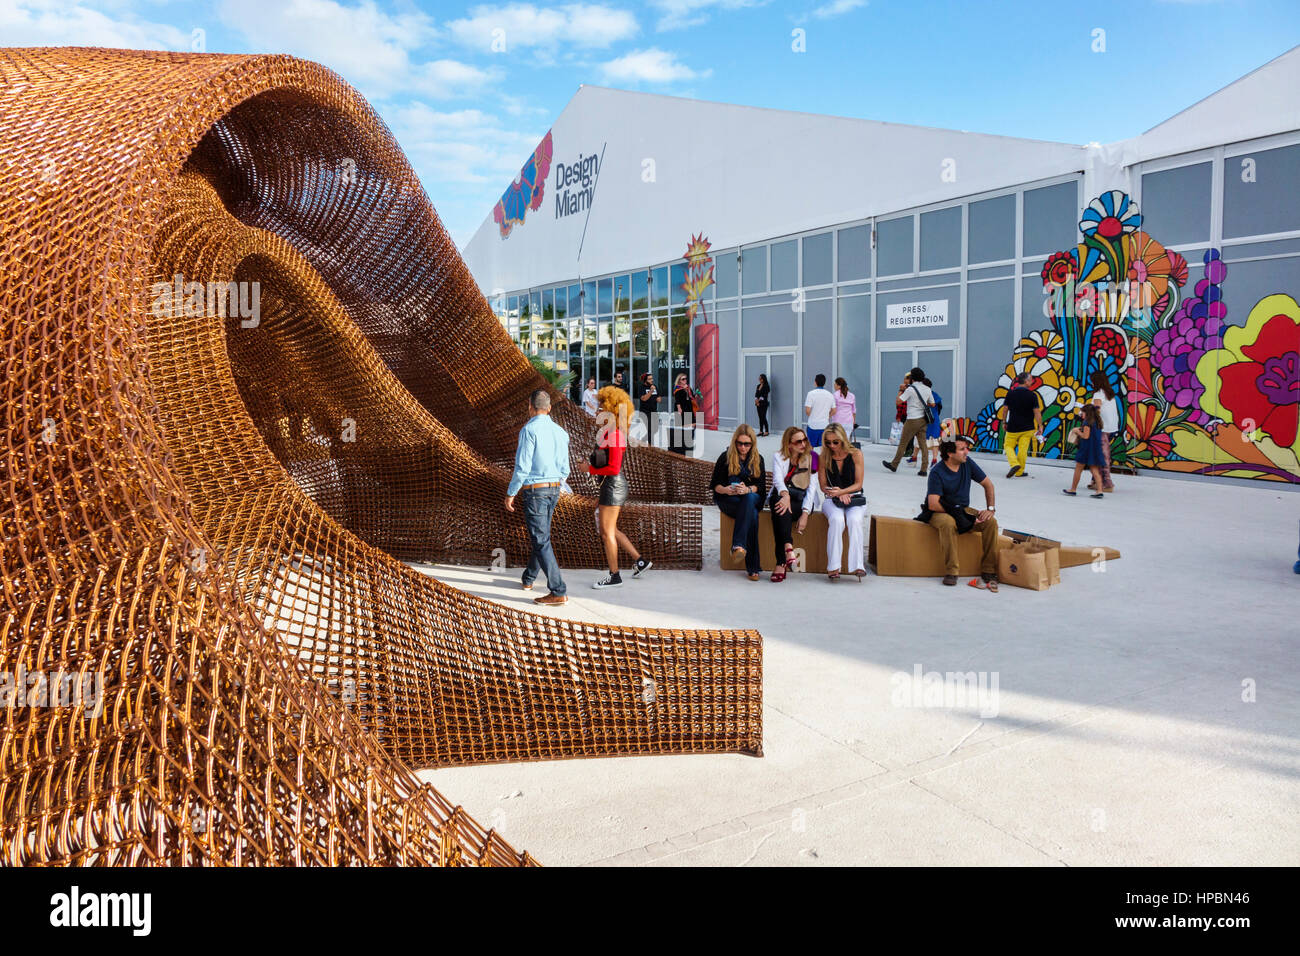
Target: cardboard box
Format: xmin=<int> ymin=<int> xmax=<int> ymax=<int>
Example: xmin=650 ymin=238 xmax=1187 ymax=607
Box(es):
xmin=719 ymin=510 xmax=849 ymax=573
xmin=867 ymin=514 xmax=1004 ymax=577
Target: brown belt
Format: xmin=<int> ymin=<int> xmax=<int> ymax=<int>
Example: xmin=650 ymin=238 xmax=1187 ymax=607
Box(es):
xmin=521 ymin=481 xmax=562 ymax=491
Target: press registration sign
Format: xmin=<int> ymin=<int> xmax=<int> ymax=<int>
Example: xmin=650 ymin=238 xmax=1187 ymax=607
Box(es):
xmin=886 ymin=300 xmax=948 ymax=329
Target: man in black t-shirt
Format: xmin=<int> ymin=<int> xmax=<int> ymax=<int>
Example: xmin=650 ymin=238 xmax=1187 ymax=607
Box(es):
xmin=1001 ymin=372 xmax=1043 ymax=478
xmin=926 ymin=440 xmax=1000 ymax=588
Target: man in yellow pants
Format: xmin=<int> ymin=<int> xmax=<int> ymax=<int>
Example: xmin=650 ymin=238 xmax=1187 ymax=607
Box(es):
xmin=1001 ymin=372 xmax=1043 ymax=478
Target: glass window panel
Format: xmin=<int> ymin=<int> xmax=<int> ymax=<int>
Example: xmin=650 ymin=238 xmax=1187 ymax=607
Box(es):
xmin=583 ymin=280 xmax=596 ymax=316
xmin=630 ymin=270 xmax=648 ymax=311
xmin=741 ymin=246 xmax=767 ymax=294
xmin=968 ymin=194 xmax=1016 ymax=263
xmin=714 ymin=248 xmax=738 ymax=298
xmin=920 ymin=206 xmax=961 ymax=271
xmin=802 ymin=232 xmax=833 ymax=287
xmin=632 ymin=318 xmax=648 ymax=357
xmin=615 ymin=316 xmax=630 ymax=362
xmin=671 ymin=307 xmax=690 ymax=381
xmin=1023 ymin=182 xmax=1078 ymax=257
xmin=529 ymin=291 xmax=540 ymax=318
xmin=541 ymin=288 xmax=554 ymax=321
xmin=1223 ymin=144 xmax=1300 ymax=238
xmin=670 ymin=262 xmax=687 ymax=305
xmin=770 ymin=239 xmax=798 ymax=291
xmin=596 ymin=277 xmax=611 ymax=314
xmin=837 ymin=224 xmax=872 ymax=282
xmin=1140 ymin=163 xmax=1211 ymax=247
xmin=651 ymin=267 xmax=669 ymax=308
xmin=876 ymin=216 xmax=913 ymax=276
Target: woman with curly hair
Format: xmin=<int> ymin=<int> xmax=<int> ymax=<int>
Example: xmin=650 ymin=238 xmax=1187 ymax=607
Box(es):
xmin=590 ymin=386 xmax=651 ymax=589
xmin=710 ymin=423 xmax=766 ymax=580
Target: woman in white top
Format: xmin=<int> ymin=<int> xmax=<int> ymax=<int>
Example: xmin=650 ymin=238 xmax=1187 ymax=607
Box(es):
xmin=819 ymin=422 xmax=868 ymax=581
xmin=581 ymin=378 xmax=598 ymax=417
xmin=1088 ymin=370 xmax=1118 ymax=493
xmin=768 ymin=425 xmax=823 ymax=582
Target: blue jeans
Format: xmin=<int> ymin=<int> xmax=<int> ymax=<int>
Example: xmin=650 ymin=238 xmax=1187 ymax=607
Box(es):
xmin=520 ymin=487 xmax=565 ymax=595
xmin=717 ymin=492 xmax=762 ymax=574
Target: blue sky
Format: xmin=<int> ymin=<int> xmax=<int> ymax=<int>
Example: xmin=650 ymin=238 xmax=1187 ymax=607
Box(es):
xmin=5 ymin=0 xmax=1298 ymax=247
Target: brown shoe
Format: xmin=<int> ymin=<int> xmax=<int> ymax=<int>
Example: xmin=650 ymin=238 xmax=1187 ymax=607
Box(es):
xmin=942 ymin=574 xmax=958 ymax=586
xmin=747 ymin=573 xmax=761 ymax=581
xmin=533 ymin=592 xmax=567 ymax=606
xmin=521 ymin=582 xmax=534 ymax=591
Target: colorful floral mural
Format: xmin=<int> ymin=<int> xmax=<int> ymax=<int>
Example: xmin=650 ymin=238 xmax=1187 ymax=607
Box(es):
xmin=493 ymin=130 xmax=553 ymax=238
xmin=971 ymin=190 xmax=1300 ymax=482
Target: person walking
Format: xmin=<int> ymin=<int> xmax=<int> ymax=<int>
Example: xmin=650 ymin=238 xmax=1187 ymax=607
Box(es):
xmin=830 ymin=377 xmax=856 ymax=438
xmin=768 ymin=425 xmax=822 ymax=582
xmin=1088 ymin=370 xmax=1118 ymax=493
xmin=883 ymin=367 xmax=933 ymax=475
xmin=670 ymin=372 xmax=694 ymax=455
xmin=711 ymin=424 xmax=766 ymax=581
xmin=754 ymin=373 xmax=771 ymax=436
xmin=1063 ymin=403 xmax=1107 ymax=500
xmin=803 ymin=373 xmax=836 ymax=450
xmin=589 ymin=386 xmax=652 ymax=588
xmin=923 ymin=439 xmax=1000 ymax=590
xmin=505 ymin=388 xmax=571 ymax=606
xmin=1001 ymin=372 xmax=1043 ymax=477
xmin=921 ymin=377 xmax=943 ymax=466
xmin=581 ymin=377 xmax=599 ymax=417
xmin=637 ymin=372 xmax=660 ymax=447
xmin=819 ymin=423 xmax=868 ymax=581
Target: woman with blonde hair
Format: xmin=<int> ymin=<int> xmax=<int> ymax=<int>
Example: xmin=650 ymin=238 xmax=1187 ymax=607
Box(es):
xmin=819 ymin=422 xmax=868 ymax=581
xmin=589 ymin=386 xmax=651 ymax=589
xmin=710 ymin=423 xmax=766 ymax=580
xmin=767 ymin=425 xmax=822 ymax=582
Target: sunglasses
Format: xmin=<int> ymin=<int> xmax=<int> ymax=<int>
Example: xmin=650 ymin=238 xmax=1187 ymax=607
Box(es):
xmin=826 ymin=439 xmax=841 ymax=446
xmin=791 ymin=438 xmax=807 ymax=445
xmin=735 ymin=441 xmax=753 ymax=448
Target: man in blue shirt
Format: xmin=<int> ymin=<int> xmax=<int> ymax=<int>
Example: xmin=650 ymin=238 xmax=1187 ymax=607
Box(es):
xmin=505 ymin=389 xmax=571 ymax=605
xmin=926 ymin=439 xmax=999 ymax=589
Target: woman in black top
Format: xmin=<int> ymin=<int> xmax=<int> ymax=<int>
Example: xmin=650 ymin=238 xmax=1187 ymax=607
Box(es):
xmin=754 ymin=374 xmax=771 ymax=436
xmin=819 ymin=423 xmax=868 ymax=581
xmin=670 ymin=372 xmax=694 ymax=455
xmin=711 ymin=424 xmax=766 ymax=580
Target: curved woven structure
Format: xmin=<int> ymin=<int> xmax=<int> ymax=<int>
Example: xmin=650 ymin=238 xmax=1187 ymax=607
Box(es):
xmin=0 ymin=48 xmax=763 ymax=866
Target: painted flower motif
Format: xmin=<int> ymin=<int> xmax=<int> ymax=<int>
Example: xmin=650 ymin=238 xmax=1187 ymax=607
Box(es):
xmin=1122 ymin=231 xmax=1179 ymax=314
xmin=997 ymin=359 xmax=1061 ymax=412
xmin=493 ymin=131 xmax=554 ymax=238
xmin=1126 ymin=355 xmax=1157 ymax=405
xmin=1089 ymin=324 xmax=1130 ymax=371
xmin=1195 ymin=294 xmax=1300 ymax=459
xmin=1152 ymin=249 xmax=1227 ymax=424
xmin=1013 ymin=329 xmax=1066 ymax=372
xmin=1041 ymin=250 xmax=1078 ymax=287
xmin=974 ymin=401 xmax=1003 ymax=451
xmin=1126 ymin=401 xmax=1174 ymax=460
xmin=1080 ymin=190 xmax=1142 ymax=241
xmin=1055 ymin=375 xmax=1087 ymax=421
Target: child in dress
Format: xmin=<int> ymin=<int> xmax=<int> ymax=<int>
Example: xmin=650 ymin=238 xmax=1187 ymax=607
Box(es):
xmin=1062 ymin=403 xmax=1106 ymax=499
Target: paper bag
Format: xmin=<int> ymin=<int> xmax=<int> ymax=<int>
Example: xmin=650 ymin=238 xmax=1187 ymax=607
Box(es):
xmin=998 ymin=544 xmax=1054 ymax=590
xmin=889 ymin=421 xmax=903 ymax=443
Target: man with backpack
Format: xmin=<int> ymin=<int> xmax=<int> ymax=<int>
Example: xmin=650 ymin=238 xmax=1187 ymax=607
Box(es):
xmin=883 ymin=366 xmax=935 ymax=475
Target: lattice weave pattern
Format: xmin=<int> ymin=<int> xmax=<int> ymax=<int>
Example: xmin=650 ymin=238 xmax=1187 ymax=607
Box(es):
xmin=0 ymin=48 xmax=763 ymax=866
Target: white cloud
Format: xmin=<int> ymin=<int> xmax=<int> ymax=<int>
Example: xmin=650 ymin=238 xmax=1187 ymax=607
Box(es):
xmin=215 ymin=0 xmax=500 ymax=100
xmin=649 ymin=0 xmax=766 ymax=32
xmin=0 ymin=0 xmax=190 ymax=50
xmin=812 ymin=0 xmax=866 ymax=18
xmin=389 ymin=102 xmax=546 ymax=187
xmin=599 ymin=47 xmax=707 ymax=84
xmin=446 ymin=3 xmax=638 ymax=51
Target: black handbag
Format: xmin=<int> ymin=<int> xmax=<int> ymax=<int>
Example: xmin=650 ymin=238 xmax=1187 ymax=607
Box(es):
xmin=589 ymin=445 xmax=609 ymax=469
xmin=831 ymin=492 xmax=867 ymax=509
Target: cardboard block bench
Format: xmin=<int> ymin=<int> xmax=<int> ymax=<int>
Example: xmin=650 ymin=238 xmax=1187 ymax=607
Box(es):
xmin=719 ymin=510 xmax=850 ymax=573
xmin=719 ymin=511 xmax=1121 ymax=581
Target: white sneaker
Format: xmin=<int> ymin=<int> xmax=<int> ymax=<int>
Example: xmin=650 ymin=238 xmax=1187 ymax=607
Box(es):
xmin=592 ymin=574 xmax=623 ymax=589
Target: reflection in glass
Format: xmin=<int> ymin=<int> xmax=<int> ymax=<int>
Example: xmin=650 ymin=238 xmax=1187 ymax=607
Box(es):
xmin=599 ymin=277 xmax=613 ymax=314
xmin=631 ymin=270 xmax=648 ymax=311
xmin=670 ymin=262 xmax=687 ymax=305
xmin=651 ymin=267 xmax=668 ymax=309
xmin=554 ymin=286 xmax=567 ymax=320
xmin=583 ymin=280 xmax=596 ymax=316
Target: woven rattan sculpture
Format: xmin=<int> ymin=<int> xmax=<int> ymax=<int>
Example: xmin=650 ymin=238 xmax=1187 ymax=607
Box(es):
xmin=0 ymin=48 xmax=763 ymax=866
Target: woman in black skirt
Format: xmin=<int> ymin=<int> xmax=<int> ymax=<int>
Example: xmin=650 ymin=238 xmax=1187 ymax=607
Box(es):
xmin=590 ymin=386 xmax=651 ymax=589
xmin=754 ymin=373 xmax=771 ymax=436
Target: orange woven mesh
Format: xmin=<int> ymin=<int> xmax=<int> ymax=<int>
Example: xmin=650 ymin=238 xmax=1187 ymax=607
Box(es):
xmin=0 ymin=48 xmax=763 ymax=866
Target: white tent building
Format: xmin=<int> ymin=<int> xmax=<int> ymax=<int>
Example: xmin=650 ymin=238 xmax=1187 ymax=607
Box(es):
xmin=463 ymin=47 xmax=1300 ymax=478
